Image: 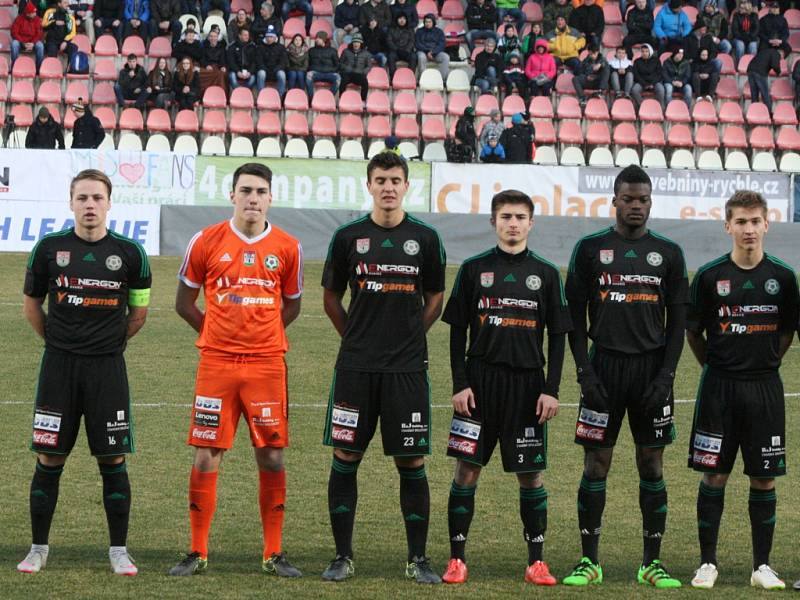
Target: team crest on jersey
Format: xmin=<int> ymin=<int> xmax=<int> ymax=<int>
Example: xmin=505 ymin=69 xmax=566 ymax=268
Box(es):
xmin=356 ymin=238 xmax=370 ymax=254
xmin=56 ymin=251 xmax=70 ymax=267
xmin=403 ymin=240 xmax=420 ymax=256
xmin=243 ymin=251 xmax=256 ymax=266
xmin=480 ymin=272 xmax=494 ymax=287
xmin=764 ymin=278 xmax=780 ymax=295
xmin=264 ymin=254 xmax=280 ymax=270
xmin=105 ymin=255 xmax=122 ymax=271
xmin=716 ymin=280 xmax=730 ymax=296
xmin=599 ymin=249 xmax=614 ymax=264
xmin=646 ymin=252 xmax=663 ymax=267
xmin=526 ymin=275 xmax=542 ymax=291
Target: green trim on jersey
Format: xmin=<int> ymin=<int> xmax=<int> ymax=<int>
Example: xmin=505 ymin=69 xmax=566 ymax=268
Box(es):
xmin=765 ymin=253 xmax=796 ymax=274
xmin=690 ymin=254 xmax=729 ymax=305
xmin=529 ymin=250 xmax=568 ymax=306
xmin=451 ymin=249 xmax=494 ymax=297
xmin=324 ymin=215 xmax=370 ymax=263
xmin=108 ymin=230 xmax=150 ymax=278
xmin=567 ymin=227 xmax=613 ymax=274
xmin=26 ymin=229 xmax=72 ymax=268
xmin=407 ymin=214 xmax=446 ymax=264
xmin=649 ymin=230 xmax=689 ymax=277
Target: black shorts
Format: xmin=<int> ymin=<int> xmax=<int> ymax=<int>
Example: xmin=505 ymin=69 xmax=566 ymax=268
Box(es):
xmin=322 ymin=369 xmax=431 ymax=456
xmin=447 ymin=359 xmax=547 ymax=473
xmin=574 ymin=347 xmax=675 ymax=448
xmin=688 ymin=368 xmax=786 ymax=477
xmin=30 ymin=350 xmax=134 ymax=456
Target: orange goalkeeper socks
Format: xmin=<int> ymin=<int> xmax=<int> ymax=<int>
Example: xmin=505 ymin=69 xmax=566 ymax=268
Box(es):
xmin=259 ymin=469 xmax=286 ymax=559
xmin=189 ymin=467 xmax=218 ymax=559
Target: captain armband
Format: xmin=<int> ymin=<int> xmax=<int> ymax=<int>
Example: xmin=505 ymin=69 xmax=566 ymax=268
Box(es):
xmin=128 ymin=288 xmax=151 ymax=307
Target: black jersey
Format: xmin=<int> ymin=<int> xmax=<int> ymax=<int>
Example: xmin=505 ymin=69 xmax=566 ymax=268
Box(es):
xmin=443 ymin=247 xmax=572 ymax=370
xmin=24 ymin=229 xmax=152 ymax=356
xmin=566 ymin=227 xmax=688 ymax=354
xmin=321 ymin=213 xmax=446 ymax=372
xmin=687 ymin=253 xmax=799 ymax=375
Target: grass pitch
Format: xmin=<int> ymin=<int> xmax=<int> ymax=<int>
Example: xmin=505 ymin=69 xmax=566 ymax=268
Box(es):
xmin=1 ymin=252 xmax=799 ymax=599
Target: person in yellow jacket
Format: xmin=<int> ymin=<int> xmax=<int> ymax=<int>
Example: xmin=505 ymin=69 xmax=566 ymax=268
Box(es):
xmin=42 ymin=0 xmax=78 ymax=61
xmin=547 ymin=15 xmax=585 ymax=73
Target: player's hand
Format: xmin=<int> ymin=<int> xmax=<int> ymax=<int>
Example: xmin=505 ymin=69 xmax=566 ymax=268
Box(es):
xmin=643 ymin=368 xmax=674 ymax=412
xmin=452 ymin=387 xmax=475 ymax=417
xmin=577 ymin=364 xmax=609 ymax=413
xmin=536 ymin=393 xmax=559 ymax=424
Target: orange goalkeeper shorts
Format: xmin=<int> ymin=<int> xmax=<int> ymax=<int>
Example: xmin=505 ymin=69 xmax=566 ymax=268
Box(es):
xmin=188 ymin=353 xmax=289 ymax=449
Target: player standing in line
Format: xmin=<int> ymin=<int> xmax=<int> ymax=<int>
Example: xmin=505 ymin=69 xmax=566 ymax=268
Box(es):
xmin=19 ymin=169 xmax=151 ymax=576
xmin=563 ymin=165 xmax=687 ymax=588
xmin=440 ymin=191 xmax=572 ymax=586
xmin=169 ymin=163 xmax=304 ymax=577
xmin=685 ymin=191 xmax=798 ymax=590
xmin=320 ymin=152 xmax=446 ymax=584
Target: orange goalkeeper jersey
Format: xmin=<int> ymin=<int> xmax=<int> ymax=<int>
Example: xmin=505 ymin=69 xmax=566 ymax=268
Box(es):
xmin=178 ymin=219 xmax=304 ymax=356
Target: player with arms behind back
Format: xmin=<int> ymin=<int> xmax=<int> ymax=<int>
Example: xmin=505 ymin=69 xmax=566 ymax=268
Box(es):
xmin=321 ymin=152 xmax=446 ymax=584
xmin=440 ymin=191 xmax=571 ymax=586
xmin=169 ymin=163 xmax=304 ymax=578
xmin=686 ymin=191 xmax=799 ymax=591
xmin=19 ymin=169 xmax=151 ymax=576
xmin=564 ymin=165 xmax=688 ymax=588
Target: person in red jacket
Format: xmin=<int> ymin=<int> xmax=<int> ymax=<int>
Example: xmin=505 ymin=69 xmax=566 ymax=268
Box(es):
xmin=11 ymin=2 xmax=45 ymax=69
xmin=525 ymin=38 xmax=556 ymax=96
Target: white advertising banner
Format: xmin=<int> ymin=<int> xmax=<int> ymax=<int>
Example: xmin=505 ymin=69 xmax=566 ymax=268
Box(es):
xmin=0 ymin=201 xmax=160 ymax=254
xmin=431 ymin=164 xmax=792 ymax=222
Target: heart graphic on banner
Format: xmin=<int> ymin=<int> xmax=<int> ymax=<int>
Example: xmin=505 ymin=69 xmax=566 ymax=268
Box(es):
xmin=119 ymin=163 xmax=145 ymax=184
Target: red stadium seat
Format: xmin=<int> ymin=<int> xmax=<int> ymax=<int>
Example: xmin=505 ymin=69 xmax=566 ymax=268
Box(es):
xmin=640 ymin=123 xmax=666 ymax=146
xmin=311 ymin=88 xmax=337 ymax=112
xmin=557 ymin=96 xmax=582 ymax=120
xmin=602 ymin=26 xmax=623 ymax=48
xmin=256 ymin=112 xmax=281 ymax=135
xmin=175 ymin=109 xmax=200 ymax=132
xmin=684 ymin=5 xmax=698 ymax=24
xmin=394 ymin=116 xmax=419 ymax=139
xmin=38 ymin=57 xmax=63 ymax=80
xmin=339 ymin=114 xmax=364 ymax=138
xmin=202 ymin=86 xmax=227 ymax=108
xmin=0 ymin=80 xmax=7 ymax=102
xmin=441 ymin=0 xmax=464 ymax=19
xmin=421 ymin=117 xmax=446 ymax=140
xmin=393 ymin=91 xmax=418 ymax=115
xmin=667 ymin=124 xmax=692 ymax=147
xmin=443 ymin=23 xmax=464 ymax=46
xmin=283 ymin=18 xmax=306 ymax=39
xmin=638 ymin=98 xmax=663 ymax=122
xmin=613 ymin=122 xmax=639 ymax=145
xmin=366 ymin=90 xmax=390 ymax=114
xmin=11 ymin=104 xmax=33 ymax=127
xmin=448 ymin=92 xmax=471 ymax=116
xmin=776 ymin=127 xmax=800 ymax=150
xmin=229 ymin=86 xmax=255 ymax=109
xmin=231 ymin=0 xmax=250 ymax=11
xmin=534 ymin=120 xmax=556 ymax=144
xmin=310 ymin=19 xmax=333 ymax=38
xmin=555 ymin=72 xmax=575 ymax=95
xmin=0 ymin=56 xmax=8 ymax=79
xmin=11 ymin=56 xmax=36 ymax=79
xmin=737 ymin=54 xmax=752 ymax=75
xmin=284 ymin=88 xmax=310 ymax=111
xmin=10 ymin=80 xmax=34 ymax=103
xmin=35 ymin=81 xmax=62 ymax=104
xmin=367 ymin=67 xmax=390 ymax=90
xmin=416 ymin=0 xmax=438 ymax=19
xmin=529 ymin=96 xmax=554 ymax=119
xmin=773 ymin=103 xmax=798 ymax=126
xmin=119 ymin=107 xmax=144 ymax=131
xmin=367 ymin=115 xmax=391 ymax=138
xmin=284 ymin=112 xmax=309 ymax=136
xmin=339 ymin=89 xmax=364 ymax=113
xmin=610 ymin=98 xmax=636 ymax=121
xmin=558 ymin=121 xmax=584 ymax=144
xmin=585 ymin=97 xmax=610 ymax=121
xmin=770 ymin=78 xmax=793 ymax=101
xmin=715 ymin=77 xmax=740 ymax=100
xmin=392 ymin=68 xmax=417 ymax=90
xmin=65 ymin=81 xmax=90 ymax=104
xmin=0 ymin=31 xmax=10 ymax=55
xmin=91 ymin=82 xmax=116 ymax=105
xmin=785 ymin=7 xmax=800 ymax=28
xmin=421 ymin=92 xmax=445 ymax=115
xmin=586 ymin=122 xmax=611 ymax=145
xmin=717 ymin=53 xmax=735 ymax=75
xmin=201 ymin=109 xmax=228 ymax=133
xmin=148 ymin=36 xmax=173 ymax=58
xmin=522 ymin=1 xmax=543 ymax=22
xmin=0 ymin=9 xmax=11 ymax=28
xmin=230 ymin=110 xmax=255 ymax=134
xmin=603 ymin=2 xmax=622 ymax=24
xmin=71 ymin=34 xmax=91 ymax=54
xmin=94 ymin=34 xmax=119 ymax=56
xmin=146 ymin=108 xmax=172 ymax=132
xmin=93 ymin=58 xmax=118 ymax=81
xmin=312 ymin=113 xmax=337 ymax=137
xmin=790 ymin=31 xmax=800 ymax=52
xmin=665 ymin=99 xmax=690 ymax=123
xmin=749 ymin=126 xmax=774 ymax=150
xmin=695 ymin=124 xmax=720 ymax=148
xmin=121 ymin=36 xmax=146 ymax=58
xmin=745 ymin=102 xmax=771 ymax=126
xmin=94 ymin=106 xmax=117 ymax=130
xmin=501 ymin=94 xmax=526 ymax=117
xmin=722 ymin=125 xmax=747 ymax=149
xmin=312 ymin=0 xmax=333 ymax=16
xmin=475 ymin=93 xmax=499 ymax=116
xmin=718 ymin=101 xmax=744 ymax=124
xmin=691 ymin=100 xmax=717 ymax=124
xmin=257 ymin=87 xmax=282 ymax=111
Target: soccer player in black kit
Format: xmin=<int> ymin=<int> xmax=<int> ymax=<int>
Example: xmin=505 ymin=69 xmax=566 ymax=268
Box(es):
xmin=320 ymin=152 xmax=446 ymax=584
xmin=18 ymin=169 xmax=151 ymax=576
xmin=440 ymin=190 xmax=571 ymax=586
xmin=563 ymin=165 xmax=687 ymax=588
xmin=686 ymin=191 xmax=799 ymax=591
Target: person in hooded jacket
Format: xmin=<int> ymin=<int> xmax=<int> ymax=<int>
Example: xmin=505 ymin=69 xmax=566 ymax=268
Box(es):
xmin=387 ymin=12 xmax=416 ymax=75
xmin=480 ymin=109 xmax=505 ymax=150
xmin=662 ymin=46 xmax=692 ymax=107
xmin=480 ymin=135 xmax=506 ymax=162
xmin=691 ymin=47 xmax=719 ymax=101
xmin=623 ymin=0 xmax=655 ymax=59
xmin=502 ymin=50 xmax=528 ymax=100
xmin=608 ymin=46 xmax=634 ymax=96
xmin=499 ymin=112 xmax=533 ymax=163
xmin=362 ymin=17 xmax=388 ymax=66
xmin=652 ymin=0 xmax=694 ymax=55
xmin=11 ymin=2 xmax=45 ymax=68
xmin=525 ymin=38 xmax=556 ymax=96
xmin=339 ymin=32 xmax=371 ymax=101
xmin=630 ymin=43 xmax=665 ymax=106
xmin=542 ymin=0 xmax=573 ymax=37
xmin=71 ymin=103 xmax=105 ymax=149
xmin=694 ymin=0 xmax=731 ymax=57
xmin=758 ymin=1 xmax=790 ymax=58
xmin=730 ymin=0 xmax=759 ymax=62
xmin=450 ymin=106 xmax=477 ymax=162
xmin=390 ymin=0 xmax=417 ymax=29
xmin=359 ymin=0 xmax=390 ymax=31
xmin=416 ymin=13 xmax=449 ymax=78
xmin=472 ymin=37 xmax=504 ymax=93
xmin=497 ymin=23 xmax=522 ymax=60
xmin=25 ymin=107 xmax=65 ymax=149
xmin=257 ymin=25 xmax=288 ymax=95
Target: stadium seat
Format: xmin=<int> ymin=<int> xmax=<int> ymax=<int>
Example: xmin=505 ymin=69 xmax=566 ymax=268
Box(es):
xmin=367 ymin=116 xmax=391 ymax=139
xmin=718 ymin=101 xmax=744 ymax=125
xmin=613 ymin=122 xmax=639 ymax=146
xmin=528 ymin=96 xmax=554 ymax=120
xmin=558 ymin=121 xmax=584 ymax=144
xmin=11 ymin=56 xmax=36 ymax=80
xmin=715 ymin=77 xmax=740 ymax=100
xmin=773 ymin=103 xmax=798 ymax=126
xmin=202 ymin=86 xmax=227 ymax=109
xmin=257 ymin=88 xmax=282 ymax=111
xmin=200 ymin=135 xmax=226 ymax=155
xmin=94 ymin=107 xmax=117 ymax=130
xmin=697 ymin=150 xmax=723 ymax=170
xmin=310 ymin=18 xmax=333 ymax=39
xmin=610 ymin=98 xmax=637 ymax=122
xmin=145 ymin=133 xmax=171 ymax=151
xmin=779 ymin=152 xmax=800 ymax=172
xmin=285 ymin=88 xmax=310 ymax=112
xmin=749 ymin=126 xmax=774 ymax=150
xmin=585 ymin=98 xmax=610 ymax=121
xmin=665 ymin=99 xmax=690 ymax=123
xmin=312 ymin=113 xmax=337 ymax=137
xmin=522 ymin=1 xmax=543 ymax=22
xmin=284 ymin=138 xmax=310 ymax=158
xmin=555 ymin=72 xmax=575 ymax=95
xmin=640 ymin=123 xmax=666 ymax=146
xmin=746 ymin=102 xmax=771 ymax=126
xmin=534 ymin=121 xmax=556 ymax=144
xmin=230 ymin=87 xmax=255 ymax=109
xmin=691 ymin=100 xmax=717 ymax=124
xmin=311 ymin=138 xmax=337 ymax=158
xmin=441 ymin=0 xmax=464 ymax=19
xmin=148 ymin=36 xmax=173 ymax=58
xmin=501 ymin=94 xmax=526 ymax=118
xmin=90 ymin=82 xmax=116 ymax=105
xmin=769 ymin=78 xmax=793 ymax=101
xmin=0 ymin=32 xmax=10 ymax=55
xmin=447 ymin=91 xmax=472 ymax=117
xmin=9 ymin=104 xmax=33 ymax=126
xmin=311 ymin=89 xmax=337 ymax=113
xmin=421 ymin=117 xmax=446 ymax=140
xmin=230 ymin=110 xmax=255 ymax=134
xmin=35 ymin=81 xmax=61 ymax=104
xmin=312 ymin=0 xmax=333 ymax=16
xmin=92 ymin=58 xmax=118 ymax=81
xmin=603 ymin=2 xmax=622 ymax=24
xmin=751 ymin=151 xmax=777 ymax=171
xmin=586 ymin=122 xmax=611 ymax=145
xmin=226 ymin=136 xmax=254 ymax=157
xmin=202 ymin=15 xmax=228 ymax=37
xmin=615 ymin=147 xmax=640 ymax=167
xmin=560 ymin=146 xmax=586 ymax=166
xmin=202 ymin=110 xmax=228 ymax=133
xmin=416 ymin=0 xmax=438 ymax=19
xmin=724 ymin=150 xmax=750 ymax=170
xmin=394 ymin=116 xmax=419 ymax=139
xmin=638 ymin=99 xmax=664 ymax=122
xmin=175 ymin=109 xmax=200 ymax=133
xmin=667 ymin=124 xmax=692 ymax=147
xmin=717 ymin=52 xmax=735 ymax=75
xmin=173 ymin=134 xmax=199 ymax=153
xmin=557 ymin=96 xmax=581 ymax=120
xmin=94 ymin=35 xmax=119 ymax=57
xmin=419 ymin=68 xmax=445 ymax=92
xmin=398 ymin=141 xmax=419 ymax=158
xmin=776 ymin=127 xmax=800 ymax=151
xmin=118 ymin=132 xmax=143 ymax=150
xmin=339 ymin=139 xmax=365 ymax=160
xmin=339 ymin=114 xmax=364 ymax=138
xmin=146 ymin=108 xmax=172 ymax=132
xmin=446 ymin=69 xmax=471 ymax=92
xmin=642 ymin=148 xmax=667 ymax=167
xmin=38 ymin=58 xmax=63 ymax=81
xmin=785 ymin=7 xmax=800 ymax=27
xmin=422 ymin=142 xmax=447 ymax=161
xmin=392 ymin=68 xmax=417 ymax=90
xmin=334 ymin=89 xmax=360 ymax=113
xmin=393 ymin=91 xmax=418 ymax=115
xmin=284 ymin=112 xmax=309 ymax=136
xmin=0 ymin=56 xmax=8 ymax=79
xmin=532 ymin=146 xmax=558 ymax=165
xmin=283 ymin=17 xmax=306 ymax=39
xmin=602 ymin=26 xmax=623 ymax=48
xmin=121 ymin=36 xmax=146 ymax=58
xmin=367 ymin=67 xmax=390 ymax=90
xmin=669 ymin=148 xmax=696 ymax=169
xmin=367 ymin=140 xmax=386 ymax=157
xmin=737 ymin=54 xmax=754 ymax=76
xmin=695 ymin=125 xmax=720 ymax=148
xmin=256 ymin=137 xmax=282 ymax=157
xmin=421 ymin=92 xmax=445 ymax=115
xmin=588 ymin=147 xmax=614 ymax=166
xmin=722 ymin=125 xmax=747 ymax=149
xmin=119 ymin=107 xmax=144 ymax=131
xmin=475 ymin=94 xmax=499 ymax=117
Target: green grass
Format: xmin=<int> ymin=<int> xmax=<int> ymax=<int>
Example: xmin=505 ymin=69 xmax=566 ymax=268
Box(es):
xmin=1 ymin=253 xmax=799 ymax=599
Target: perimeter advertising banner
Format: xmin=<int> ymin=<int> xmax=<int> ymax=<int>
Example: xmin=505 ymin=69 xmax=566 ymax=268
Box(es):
xmin=431 ymin=164 xmax=792 ymax=222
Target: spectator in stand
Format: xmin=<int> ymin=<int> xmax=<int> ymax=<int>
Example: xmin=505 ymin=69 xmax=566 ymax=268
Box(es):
xmin=149 ymin=0 xmax=181 ymax=45
xmin=384 ymin=134 xmax=403 ymax=156
xmin=11 ymin=3 xmax=44 ymax=69
xmin=694 ymin=0 xmax=731 ymax=56
xmin=630 ymin=42 xmax=665 ymax=106
xmin=339 ymin=32 xmax=371 ymax=101
xmin=453 ymin=106 xmax=477 ymax=162
xmin=692 ymin=47 xmax=719 ymax=101
xmin=386 ymin=12 xmax=416 ymax=75
xmin=390 ymin=0 xmax=417 ymax=29
xmin=480 ymin=108 xmax=505 ymax=149
xmin=362 ymin=17 xmax=388 ymax=66
xmin=547 ymin=15 xmax=585 ymax=72
xmin=114 ymin=53 xmax=148 ymax=108
xmin=652 ymin=0 xmax=695 ymax=56
xmin=42 ymin=0 xmax=78 ymax=60
xmin=608 ymin=45 xmax=634 ymax=96
xmin=525 ymin=38 xmax=556 ymax=96
xmin=521 ymin=22 xmax=544 ymax=58
xmin=227 ymin=9 xmax=251 ymax=41
xmin=334 ymin=0 xmax=359 ymax=45
xmin=619 ymin=0 xmax=654 ymax=17
xmin=731 ymin=0 xmax=759 ymax=63
xmin=199 ymin=27 xmax=227 ymax=91
xmin=542 ymin=0 xmax=572 ymax=39
xmin=569 ymin=0 xmax=604 ymax=47
xmin=227 ymin=27 xmax=259 ymax=88
xmin=70 ymin=101 xmax=105 ymax=148
xmin=93 ymin=0 xmax=124 ymax=45
xmin=623 ymin=0 xmax=655 ymax=59
xmin=573 ymin=41 xmax=609 ymax=104
xmin=67 ymin=0 xmax=95 ymax=44
xmin=502 ymin=49 xmax=528 ymax=99
xmin=499 ymin=112 xmax=533 ymax=163
xmin=174 ymin=27 xmax=203 ymax=62
xmin=747 ymin=44 xmax=781 ymax=112
xmin=497 ymin=23 xmax=522 ymax=60
xmin=286 ymin=33 xmax=308 ymax=89
xmin=480 ymin=135 xmax=506 ymax=162
xmin=359 ymin=0 xmax=390 ymax=31
xmin=201 ymin=0 xmax=230 ymax=23
xmin=495 ymin=0 xmax=524 ymax=34
xmin=173 ymin=57 xmax=200 ymax=109
xmin=251 ymin=2 xmax=282 ymax=40
xmin=759 ymin=1 xmax=790 ymax=58
xmin=416 ymin=13 xmax=449 ymax=78
xmin=122 ymin=0 xmax=150 ymax=41
xmin=306 ymin=30 xmax=340 ymax=96
xmin=25 ymin=107 xmax=65 ymax=149
xmin=282 ymin=0 xmax=313 ymax=35
xmin=472 ymin=37 xmax=503 ymax=93
xmin=662 ymin=46 xmax=692 ymax=106
xmin=257 ymin=25 xmax=288 ymax=95
xmin=146 ymin=56 xmax=173 ymax=107
xmin=465 ymin=0 xmax=498 ymax=52
xmin=792 ymin=57 xmax=800 ymax=109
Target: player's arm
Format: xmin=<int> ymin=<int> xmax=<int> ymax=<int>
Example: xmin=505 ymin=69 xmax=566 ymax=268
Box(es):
xmin=23 ymin=295 xmax=46 ymax=339
xmin=175 ymin=281 xmax=204 ymax=333
xmin=323 ymin=288 xmax=347 ymax=337
xmin=686 ymin=329 xmax=707 ymax=366
xmin=565 ymin=242 xmax=591 ymax=368
xmin=449 ymin=324 xmax=474 ymax=416
xmin=538 ymin=331 xmax=565 ymax=424
xmin=126 ymin=306 xmax=148 ymax=339
xmin=685 ymin=270 xmax=706 ymax=366
xmin=282 ymin=296 xmax=301 ymax=327
xmin=422 ymin=290 xmax=444 ymax=332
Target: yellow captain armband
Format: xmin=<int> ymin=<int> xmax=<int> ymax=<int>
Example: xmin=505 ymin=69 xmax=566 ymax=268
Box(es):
xmin=129 ymin=288 xmax=151 ymax=307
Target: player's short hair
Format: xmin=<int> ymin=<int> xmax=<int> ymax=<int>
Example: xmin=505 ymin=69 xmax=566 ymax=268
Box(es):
xmin=367 ymin=151 xmax=409 ymax=182
xmin=70 ymin=169 xmax=112 ymax=198
xmin=491 ymin=189 xmax=534 ymax=218
xmin=613 ymin=165 xmax=652 ymax=196
xmin=725 ymin=190 xmax=768 ymax=221
xmin=232 ymin=162 xmax=273 ymax=190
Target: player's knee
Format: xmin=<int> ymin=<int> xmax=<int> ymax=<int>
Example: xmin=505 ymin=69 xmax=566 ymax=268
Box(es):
xmin=454 ymin=460 xmax=481 ymax=486
xmin=38 ymin=453 xmax=67 ymax=468
xmin=394 ymin=455 xmax=425 ymax=469
xmin=255 ymin=446 xmax=283 ymax=471
xmin=748 ymin=476 xmax=774 ymax=491
xmin=636 ymin=448 xmax=664 ymax=479
xmin=97 ymin=455 xmax=125 ymax=466
xmin=703 ymin=473 xmax=728 ymax=488
xmin=517 ymin=471 xmax=543 ymax=488
xmin=583 ymin=448 xmax=612 ymax=479
xmin=193 ymin=447 xmax=224 ymax=471
xmin=334 ymin=448 xmax=363 ymax=462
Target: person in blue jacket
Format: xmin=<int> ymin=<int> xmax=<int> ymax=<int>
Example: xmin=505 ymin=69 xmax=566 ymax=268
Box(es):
xmin=123 ymin=0 xmax=150 ymax=41
xmin=480 ymin=135 xmax=506 ymax=163
xmin=653 ymin=0 xmax=696 ymax=57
